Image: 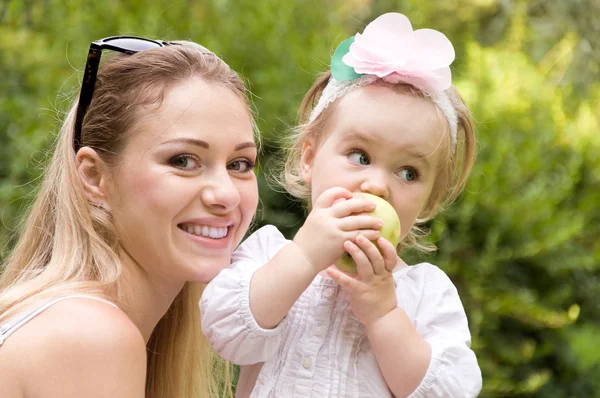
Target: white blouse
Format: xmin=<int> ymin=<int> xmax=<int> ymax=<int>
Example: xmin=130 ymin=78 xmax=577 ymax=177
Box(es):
xmin=201 ymin=225 xmax=482 ymax=397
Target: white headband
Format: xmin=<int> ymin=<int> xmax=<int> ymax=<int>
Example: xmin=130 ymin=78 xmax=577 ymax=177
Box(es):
xmin=308 ymin=75 xmax=458 ymax=147
xmin=310 ymin=12 xmax=459 ymax=148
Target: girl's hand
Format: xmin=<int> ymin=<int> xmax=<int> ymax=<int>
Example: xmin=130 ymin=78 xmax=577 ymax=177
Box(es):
xmin=293 ymin=187 xmax=383 ymax=273
xmin=326 ymin=234 xmax=398 ymax=327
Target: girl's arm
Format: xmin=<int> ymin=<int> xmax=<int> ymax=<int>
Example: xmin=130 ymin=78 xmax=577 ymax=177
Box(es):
xmin=329 ymin=238 xmax=481 ymax=398
xmin=201 ymin=188 xmax=382 ymax=365
xmin=388 ymin=265 xmax=482 ymax=398
xmin=200 ymin=225 xmax=290 ymax=365
xmin=247 ymin=240 xmax=318 ymax=328
xmin=366 ymin=308 xmax=432 ymax=397
xmin=250 ymin=187 xmax=382 ymax=329
xmin=202 ymin=224 xmax=340 ymax=365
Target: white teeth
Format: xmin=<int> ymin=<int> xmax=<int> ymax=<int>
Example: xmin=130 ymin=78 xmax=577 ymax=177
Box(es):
xmin=210 ymin=227 xmax=227 ymax=238
xmin=180 ymin=223 xmax=228 ymax=239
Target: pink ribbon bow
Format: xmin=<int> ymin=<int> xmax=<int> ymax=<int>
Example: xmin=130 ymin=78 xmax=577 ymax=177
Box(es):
xmin=342 ymin=13 xmax=455 ymax=92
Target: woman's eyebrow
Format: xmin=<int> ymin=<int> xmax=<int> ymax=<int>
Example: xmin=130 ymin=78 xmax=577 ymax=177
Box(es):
xmin=160 ymin=137 xmax=209 ymax=148
xmin=235 ymin=142 xmax=257 ymax=151
xmin=158 ymin=138 xmax=255 ymax=151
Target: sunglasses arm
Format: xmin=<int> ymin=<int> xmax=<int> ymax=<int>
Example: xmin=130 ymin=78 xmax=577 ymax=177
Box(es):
xmin=74 ymin=46 xmax=102 ymax=152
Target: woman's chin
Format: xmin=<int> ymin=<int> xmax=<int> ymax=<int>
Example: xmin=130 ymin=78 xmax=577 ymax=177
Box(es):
xmin=183 ymin=260 xmax=230 ymax=284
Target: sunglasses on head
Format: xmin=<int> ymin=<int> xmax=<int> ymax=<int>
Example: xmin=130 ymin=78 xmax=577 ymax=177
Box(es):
xmin=73 ymin=36 xmax=178 ymax=152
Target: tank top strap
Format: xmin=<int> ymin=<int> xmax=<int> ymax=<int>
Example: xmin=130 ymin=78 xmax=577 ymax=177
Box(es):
xmin=0 ymin=295 xmax=119 ymax=346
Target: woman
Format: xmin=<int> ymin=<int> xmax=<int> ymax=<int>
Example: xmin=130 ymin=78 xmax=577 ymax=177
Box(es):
xmin=0 ymin=36 xmax=259 ymax=397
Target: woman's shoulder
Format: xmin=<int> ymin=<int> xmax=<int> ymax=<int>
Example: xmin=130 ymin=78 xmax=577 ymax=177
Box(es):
xmin=42 ymin=296 xmax=142 ymax=342
xmin=0 ymin=296 xmax=146 ymax=397
xmin=11 ymin=296 xmax=145 ymax=358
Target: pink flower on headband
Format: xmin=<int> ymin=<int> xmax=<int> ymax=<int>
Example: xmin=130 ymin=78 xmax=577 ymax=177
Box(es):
xmin=341 ymin=13 xmax=455 ymax=91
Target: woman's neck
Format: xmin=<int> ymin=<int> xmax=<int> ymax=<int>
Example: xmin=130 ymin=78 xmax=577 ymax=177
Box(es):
xmin=116 ymin=248 xmax=185 ymax=343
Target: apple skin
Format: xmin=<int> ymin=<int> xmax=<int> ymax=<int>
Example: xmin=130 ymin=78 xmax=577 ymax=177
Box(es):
xmin=335 ymin=193 xmax=401 ymax=274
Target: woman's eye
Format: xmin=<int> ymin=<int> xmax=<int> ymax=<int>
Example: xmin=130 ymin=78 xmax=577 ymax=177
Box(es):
xmin=228 ymin=159 xmax=255 ymax=173
xmin=169 ymin=155 xmax=198 ymax=170
xmin=348 ymin=150 xmax=370 ymax=165
xmin=398 ymin=168 xmax=418 ymax=182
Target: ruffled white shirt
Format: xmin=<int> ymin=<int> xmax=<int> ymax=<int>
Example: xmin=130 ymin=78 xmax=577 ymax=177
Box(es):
xmin=201 ymin=225 xmax=482 ymax=397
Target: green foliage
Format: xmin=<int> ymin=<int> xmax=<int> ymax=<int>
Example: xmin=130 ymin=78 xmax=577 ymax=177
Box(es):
xmin=1 ymin=0 xmax=599 ymax=396
xmin=436 ymin=41 xmax=600 ymax=396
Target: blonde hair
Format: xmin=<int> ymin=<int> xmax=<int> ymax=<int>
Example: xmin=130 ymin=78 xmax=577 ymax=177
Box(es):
xmin=0 ymin=42 xmax=250 ymax=397
xmin=281 ymin=71 xmax=476 ymax=252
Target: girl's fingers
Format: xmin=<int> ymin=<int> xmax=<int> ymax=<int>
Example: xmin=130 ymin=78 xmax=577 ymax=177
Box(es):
xmin=327 ymin=266 xmax=359 ymax=292
xmin=338 ymin=215 xmax=383 ymax=232
xmin=313 ymin=187 xmax=353 ymax=209
xmin=355 ymin=235 xmax=386 ymax=275
xmin=331 ymin=196 xmax=377 ymax=218
xmin=344 ymin=240 xmax=374 ymax=281
xmin=377 ymin=237 xmax=399 ymax=272
xmin=350 ymin=230 xmax=380 ymax=242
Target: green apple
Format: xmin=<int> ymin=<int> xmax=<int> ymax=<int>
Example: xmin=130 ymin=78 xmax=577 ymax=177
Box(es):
xmin=335 ymin=193 xmax=401 ymax=274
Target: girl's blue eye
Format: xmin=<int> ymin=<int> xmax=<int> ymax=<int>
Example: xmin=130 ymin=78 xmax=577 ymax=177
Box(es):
xmin=348 ymin=150 xmax=370 ymax=165
xmin=170 ymin=155 xmax=197 ymax=170
xmin=398 ymin=168 xmax=418 ymax=182
xmin=228 ymin=159 xmax=255 ymax=173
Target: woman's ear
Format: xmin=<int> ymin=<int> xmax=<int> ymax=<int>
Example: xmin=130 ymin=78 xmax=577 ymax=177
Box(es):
xmin=76 ymin=147 xmax=112 ymax=211
xmin=300 ymin=140 xmax=315 ymax=184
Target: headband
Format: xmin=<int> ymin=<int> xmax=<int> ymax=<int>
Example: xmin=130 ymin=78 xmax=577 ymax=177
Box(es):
xmin=309 ymin=13 xmax=458 ymax=147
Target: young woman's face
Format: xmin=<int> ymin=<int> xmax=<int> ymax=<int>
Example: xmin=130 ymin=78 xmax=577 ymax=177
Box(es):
xmin=302 ymin=84 xmax=447 ymax=241
xmin=106 ymin=78 xmax=258 ymax=284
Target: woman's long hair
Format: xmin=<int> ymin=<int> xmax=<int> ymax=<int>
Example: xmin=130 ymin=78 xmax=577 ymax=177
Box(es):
xmin=0 ymin=42 xmax=251 ymax=397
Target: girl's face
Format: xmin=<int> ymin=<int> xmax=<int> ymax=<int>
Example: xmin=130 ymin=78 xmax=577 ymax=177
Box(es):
xmin=106 ymin=78 xmax=258 ymax=286
xmin=301 ymin=84 xmax=446 ymax=241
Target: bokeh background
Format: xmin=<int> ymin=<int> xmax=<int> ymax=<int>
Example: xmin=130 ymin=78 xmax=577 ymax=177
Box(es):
xmin=1 ymin=0 xmax=599 ymax=396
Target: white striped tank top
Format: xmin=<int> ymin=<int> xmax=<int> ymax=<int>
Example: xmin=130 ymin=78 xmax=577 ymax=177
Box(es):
xmin=0 ymin=295 xmax=118 ymax=346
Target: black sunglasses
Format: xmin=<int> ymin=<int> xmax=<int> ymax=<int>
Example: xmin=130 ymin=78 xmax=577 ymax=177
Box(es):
xmin=73 ymin=36 xmax=177 ymax=152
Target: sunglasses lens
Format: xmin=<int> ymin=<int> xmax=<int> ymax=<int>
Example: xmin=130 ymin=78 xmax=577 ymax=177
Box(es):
xmin=103 ymin=37 xmax=163 ymax=52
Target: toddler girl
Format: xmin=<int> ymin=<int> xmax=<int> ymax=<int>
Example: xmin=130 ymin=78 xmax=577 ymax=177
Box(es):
xmin=201 ymin=13 xmax=482 ymax=397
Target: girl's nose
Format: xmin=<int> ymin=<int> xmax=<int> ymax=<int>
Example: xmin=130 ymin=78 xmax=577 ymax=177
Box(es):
xmin=359 ymin=169 xmax=390 ymax=199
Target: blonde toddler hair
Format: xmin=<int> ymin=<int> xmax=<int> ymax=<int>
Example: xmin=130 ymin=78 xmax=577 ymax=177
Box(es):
xmin=282 ymin=71 xmax=476 ymax=252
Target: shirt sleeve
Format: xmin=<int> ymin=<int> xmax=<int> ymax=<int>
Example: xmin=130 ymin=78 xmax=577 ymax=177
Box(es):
xmin=200 ymin=225 xmax=290 ymax=366
xmin=398 ymin=263 xmax=482 ymax=398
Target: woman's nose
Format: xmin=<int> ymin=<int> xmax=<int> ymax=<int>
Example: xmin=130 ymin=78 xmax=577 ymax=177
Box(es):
xmin=201 ymin=169 xmax=241 ymax=212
